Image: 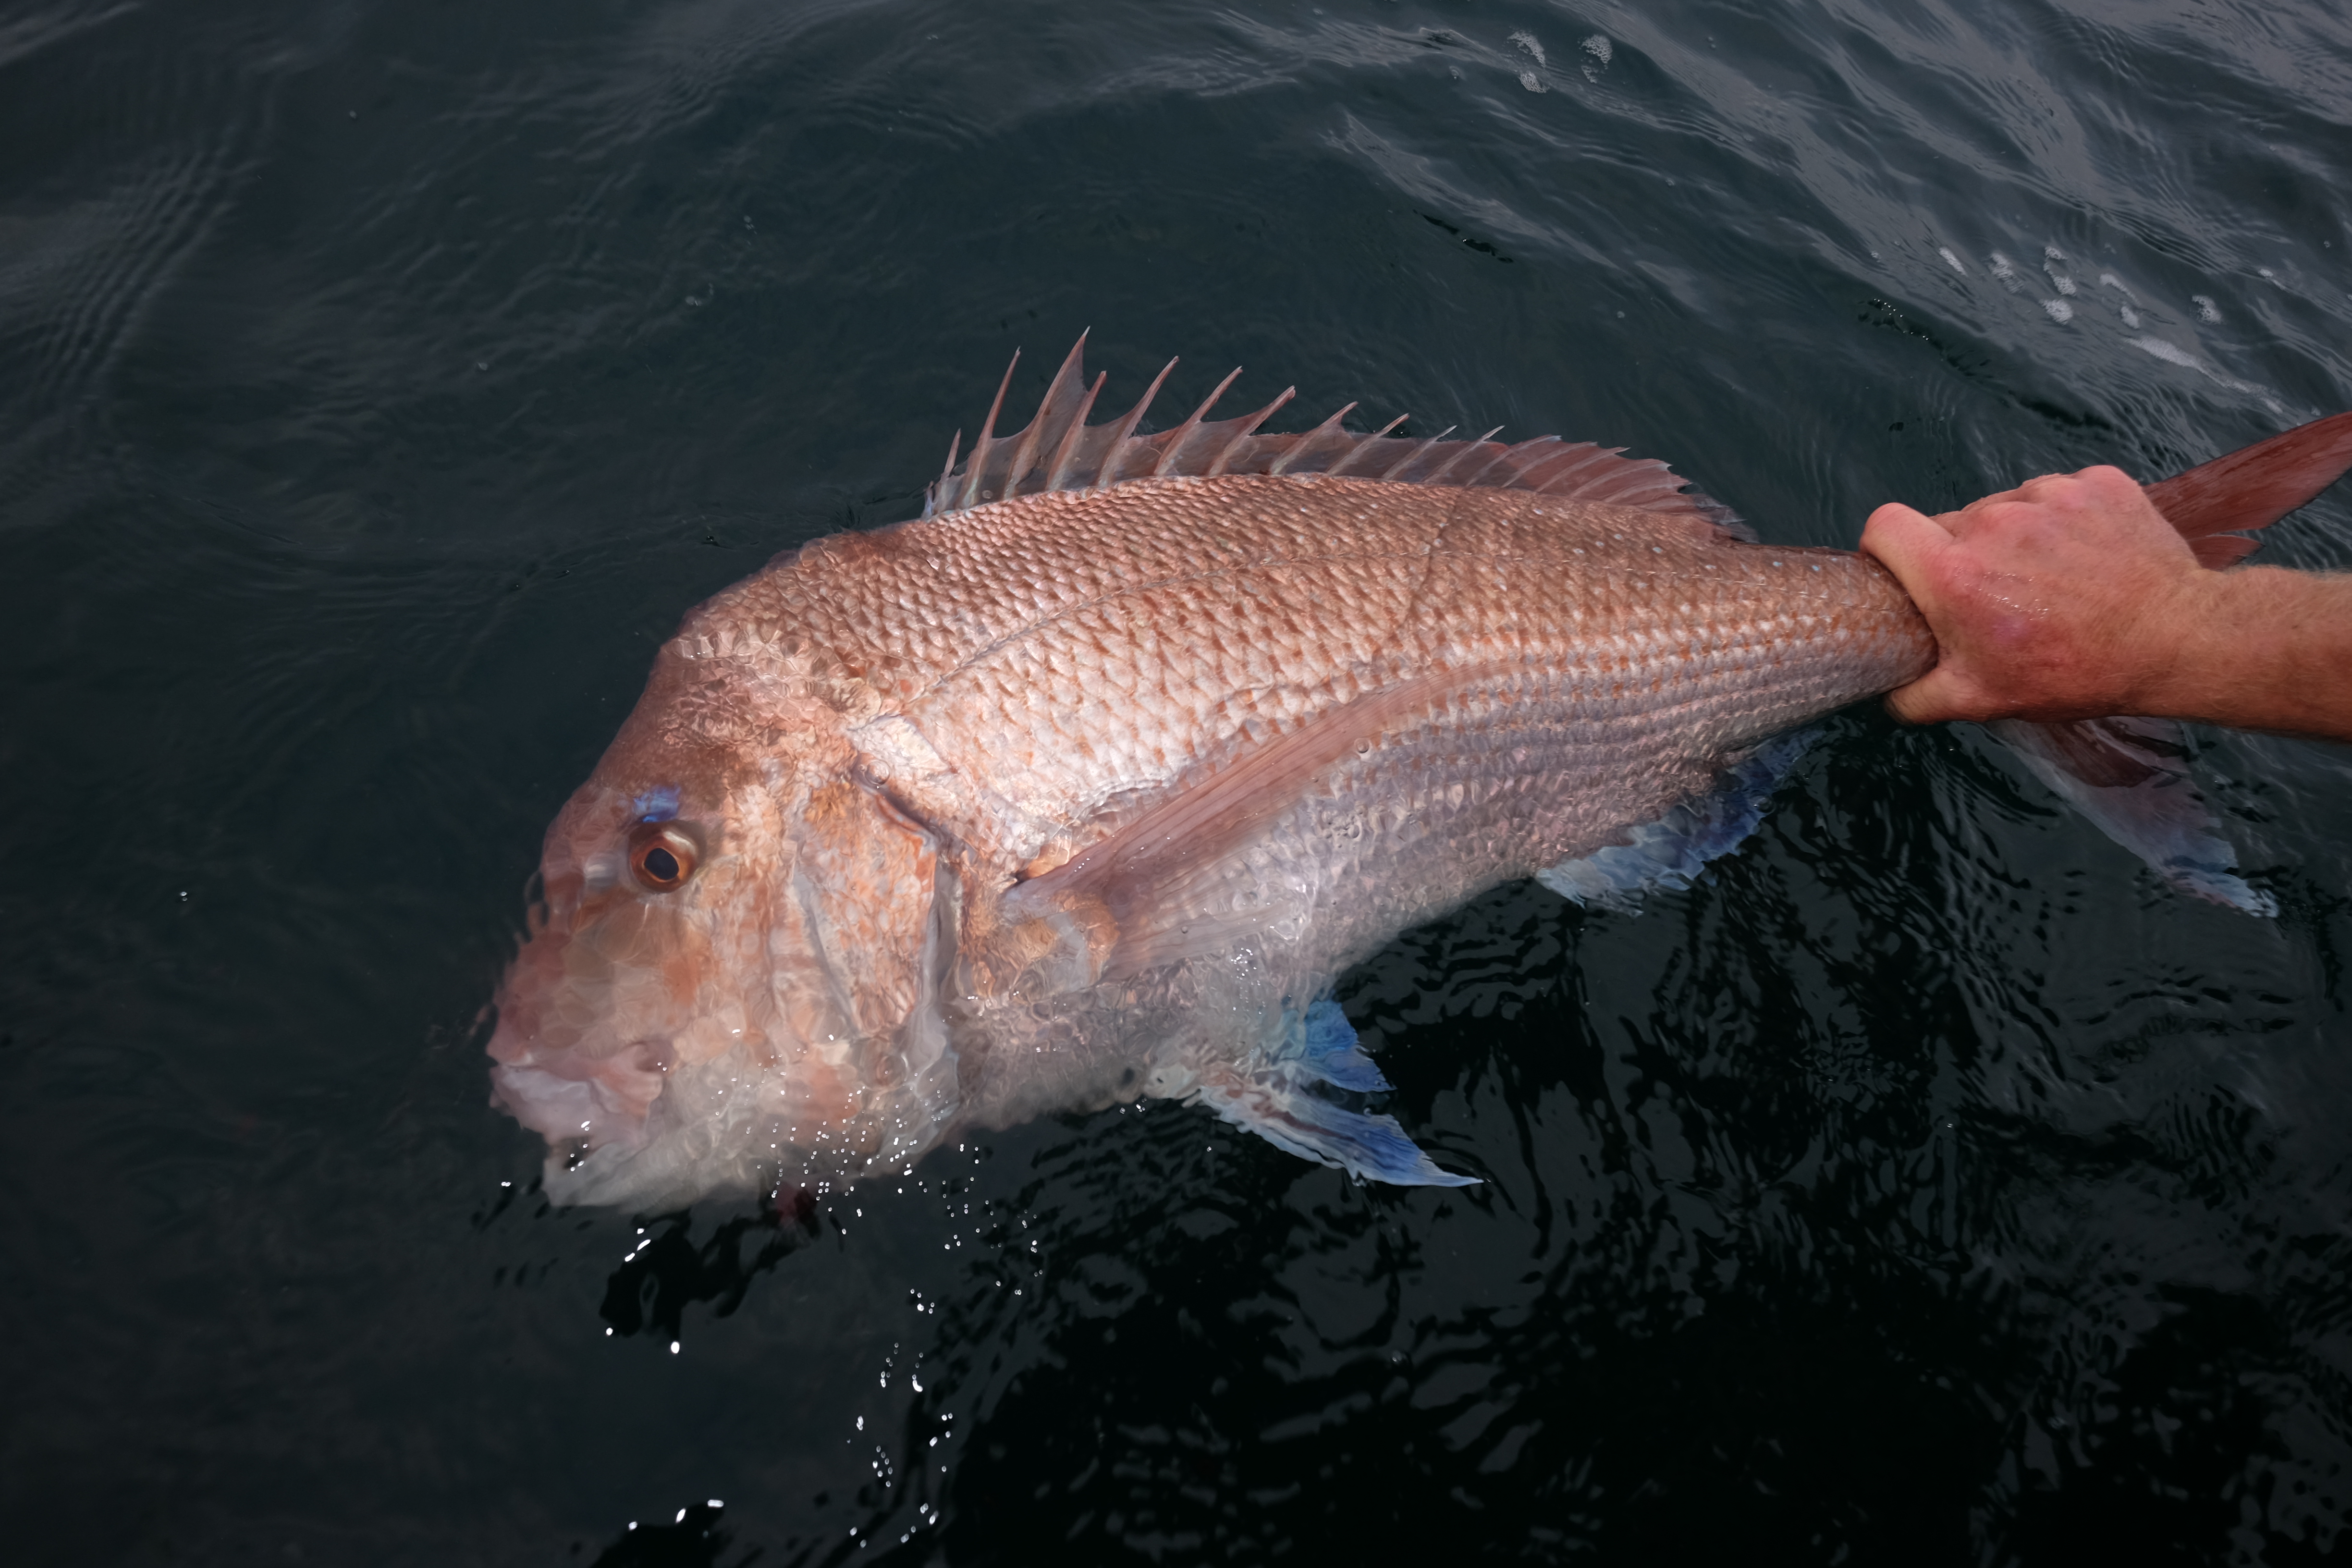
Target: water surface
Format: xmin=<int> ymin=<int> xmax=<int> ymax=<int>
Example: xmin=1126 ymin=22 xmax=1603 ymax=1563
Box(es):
xmin=5 ymin=1 xmax=2352 ymax=1562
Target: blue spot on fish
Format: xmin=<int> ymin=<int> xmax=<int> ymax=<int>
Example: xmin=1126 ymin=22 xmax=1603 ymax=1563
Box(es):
xmin=631 ymin=786 xmax=680 ymax=823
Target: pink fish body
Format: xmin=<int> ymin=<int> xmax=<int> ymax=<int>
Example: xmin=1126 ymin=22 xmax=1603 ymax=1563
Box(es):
xmin=488 ymin=338 xmax=2351 ymax=1207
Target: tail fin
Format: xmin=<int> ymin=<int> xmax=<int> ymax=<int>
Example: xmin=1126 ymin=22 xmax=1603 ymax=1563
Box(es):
xmin=2143 ymin=411 xmax=2352 ymax=566
xmin=1995 ymin=411 xmax=2352 ymax=913
xmin=1988 ymin=715 xmax=2274 ymax=914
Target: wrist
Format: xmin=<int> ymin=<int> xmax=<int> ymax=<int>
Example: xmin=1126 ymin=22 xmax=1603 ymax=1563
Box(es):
xmin=2147 ymin=567 xmax=2288 ymax=727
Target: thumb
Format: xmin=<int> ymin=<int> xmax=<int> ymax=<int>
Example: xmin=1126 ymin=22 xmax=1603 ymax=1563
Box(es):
xmin=1864 ymin=501 xmax=1967 ymax=725
xmin=1858 ymin=499 xmax=1954 ymax=583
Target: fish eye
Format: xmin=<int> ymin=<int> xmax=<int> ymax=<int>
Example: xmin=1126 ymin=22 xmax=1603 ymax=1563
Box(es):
xmin=627 ymin=822 xmax=699 ymax=893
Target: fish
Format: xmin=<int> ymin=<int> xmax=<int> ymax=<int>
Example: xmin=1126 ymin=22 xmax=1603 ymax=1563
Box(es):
xmin=486 ymin=335 xmax=2352 ymax=1209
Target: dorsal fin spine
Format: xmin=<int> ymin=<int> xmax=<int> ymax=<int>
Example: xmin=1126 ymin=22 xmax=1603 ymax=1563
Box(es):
xmin=1421 ymin=429 xmax=1507 ymax=487
xmin=1097 ymin=356 xmax=1178 ymax=492
xmin=1045 ymin=371 xmax=1108 ymax=492
xmin=956 ymin=350 xmax=1021 ymax=510
xmin=931 ymin=429 xmax=963 ymax=514
xmin=1266 ymin=403 xmax=1357 ymax=477
xmin=1206 ymin=388 xmax=1299 ymax=476
xmin=929 ymin=337 xmax=1734 ymax=528
xmin=1000 ymin=336 xmax=1089 ymax=501
xmin=1462 ymin=435 xmax=1560 ymax=489
xmin=1151 ymin=366 xmax=1246 ymax=479
xmin=1377 ymin=428 xmax=1457 ymax=481
xmin=1516 ymin=444 xmax=1605 ymax=492
xmin=1323 ymin=414 xmax=1412 ymax=478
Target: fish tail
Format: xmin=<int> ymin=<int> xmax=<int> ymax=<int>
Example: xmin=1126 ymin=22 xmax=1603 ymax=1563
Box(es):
xmin=1989 ymin=715 xmax=2273 ymax=914
xmin=1990 ymin=412 xmax=2352 ymax=915
xmin=2143 ymin=410 xmax=2352 ymax=566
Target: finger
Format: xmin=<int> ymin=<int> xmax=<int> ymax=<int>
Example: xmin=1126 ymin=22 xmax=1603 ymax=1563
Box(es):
xmin=2073 ymin=463 xmax=2144 ymax=497
xmin=1948 ymin=480 xmax=2029 ymax=525
xmin=1883 ymin=667 xmax=1967 ymax=726
xmin=1859 ymin=500 xmax=1954 ymax=578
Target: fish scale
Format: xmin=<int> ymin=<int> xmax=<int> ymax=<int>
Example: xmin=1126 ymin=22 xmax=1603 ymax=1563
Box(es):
xmin=748 ymin=476 xmax=1923 ymax=870
xmin=486 ymin=340 xmax=2347 ymax=1206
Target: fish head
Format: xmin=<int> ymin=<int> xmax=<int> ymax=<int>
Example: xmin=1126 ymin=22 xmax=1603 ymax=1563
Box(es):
xmin=487 ymin=615 xmax=959 ymax=1207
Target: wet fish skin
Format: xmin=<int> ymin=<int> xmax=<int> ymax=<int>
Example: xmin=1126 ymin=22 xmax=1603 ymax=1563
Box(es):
xmin=487 ymin=466 xmax=1932 ymax=1207
xmin=485 ymin=327 xmax=2345 ymax=1207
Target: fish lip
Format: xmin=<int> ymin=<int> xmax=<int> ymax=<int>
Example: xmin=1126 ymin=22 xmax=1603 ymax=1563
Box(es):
xmin=487 ymin=1038 xmax=674 ymax=1153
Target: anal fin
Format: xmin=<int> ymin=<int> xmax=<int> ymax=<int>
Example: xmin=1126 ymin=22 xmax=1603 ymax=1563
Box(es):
xmin=1192 ymin=1000 xmax=1476 ymax=1187
xmin=1538 ymin=730 xmax=1815 ymax=911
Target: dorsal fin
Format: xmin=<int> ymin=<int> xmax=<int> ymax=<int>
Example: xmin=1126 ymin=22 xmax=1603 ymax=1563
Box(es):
xmin=922 ymin=337 xmax=1740 ymax=532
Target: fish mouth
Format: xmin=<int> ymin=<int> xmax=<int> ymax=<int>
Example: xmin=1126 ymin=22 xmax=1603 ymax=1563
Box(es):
xmin=489 ymin=1037 xmax=673 ymax=1153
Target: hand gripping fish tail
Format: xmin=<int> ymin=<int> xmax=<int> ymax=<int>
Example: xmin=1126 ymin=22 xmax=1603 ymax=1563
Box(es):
xmin=1895 ymin=410 xmax=2352 ymax=918
xmin=486 ymin=337 xmax=2352 ymax=1208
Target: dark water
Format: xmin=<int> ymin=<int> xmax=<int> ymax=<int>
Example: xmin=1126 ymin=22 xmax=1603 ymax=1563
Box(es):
xmin=7 ymin=0 xmax=2352 ymax=1561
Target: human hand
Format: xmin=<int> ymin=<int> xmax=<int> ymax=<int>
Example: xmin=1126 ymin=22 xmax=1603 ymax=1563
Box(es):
xmin=1860 ymin=465 xmax=2220 ymax=725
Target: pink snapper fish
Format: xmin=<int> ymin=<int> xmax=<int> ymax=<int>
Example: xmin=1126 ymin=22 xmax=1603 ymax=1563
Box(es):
xmin=488 ymin=336 xmax=2352 ymax=1208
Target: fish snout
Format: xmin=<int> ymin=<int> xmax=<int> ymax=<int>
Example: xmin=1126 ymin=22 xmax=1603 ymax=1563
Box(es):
xmin=488 ymin=1034 xmax=675 ymax=1152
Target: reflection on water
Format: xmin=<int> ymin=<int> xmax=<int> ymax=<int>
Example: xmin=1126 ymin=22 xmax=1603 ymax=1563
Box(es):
xmin=4 ymin=0 xmax=2351 ymax=1562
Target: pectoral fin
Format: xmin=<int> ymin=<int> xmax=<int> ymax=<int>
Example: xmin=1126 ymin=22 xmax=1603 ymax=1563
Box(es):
xmin=1007 ymin=670 xmax=1465 ymax=980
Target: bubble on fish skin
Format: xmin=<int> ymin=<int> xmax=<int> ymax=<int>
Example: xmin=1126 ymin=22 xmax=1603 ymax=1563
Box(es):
xmin=1989 ymin=252 xmax=2023 ymax=292
xmin=2194 ymin=294 xmax=2222 ymax=322
xmin=1509 ymin=29 xmax=1545 ymax=65
xmin=1582 ymin=34 xmax=1612 ymax=65
xmin=2042 ymin=297 xmax=2074 ymax=323
xmin=1938 ymin=247 xmax=1967 ymax=275
xmin=1518 ymin=70 xmax=1546 ymax=93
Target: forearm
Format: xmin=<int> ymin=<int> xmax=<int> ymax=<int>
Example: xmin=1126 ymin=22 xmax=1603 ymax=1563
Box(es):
xmin=2164 ymin=567 xmax=2352 ymax=740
